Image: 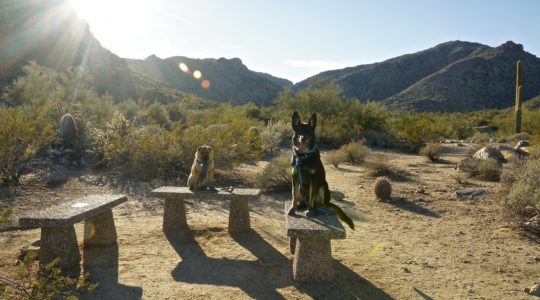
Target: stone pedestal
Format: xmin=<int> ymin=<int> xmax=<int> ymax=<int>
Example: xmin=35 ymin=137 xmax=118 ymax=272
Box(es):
xmin=228 ymin=198 xmax=250 ymax=233
xmin=40 ymin=225 xmax=81 ymax=271
xmin=163 ymin=198 xmax=188 ymax=232
xmin=84 ymin=209 xmax=117 ymax=246
xmin=292 ymin=238 xmax=334 ymax=281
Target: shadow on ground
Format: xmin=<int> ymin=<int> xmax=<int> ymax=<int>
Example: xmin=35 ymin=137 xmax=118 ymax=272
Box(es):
xmin=384 ymin=197 xmax=440 ymax=218
xmin=167 ymin=229 xmax=394 ymax=299
xmin=81 ymin=244 xmax=143 ymax=300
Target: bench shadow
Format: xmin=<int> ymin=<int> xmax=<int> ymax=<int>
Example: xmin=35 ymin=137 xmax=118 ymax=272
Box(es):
xmin=384 ymin=197 xmax=440 ymax=218
xmin=81 ymin=244 xmax=143 ymax=300
xmin=295 ymin=261 xmax=395 ymax=299
xmin=413 ymin=287 xmax=435 ymax=300
xmin=167 ymin=229 xmax=392 ymax=299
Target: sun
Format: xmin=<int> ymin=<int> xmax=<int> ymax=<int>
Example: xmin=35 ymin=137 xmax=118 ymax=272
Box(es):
xmin=69 ymin=0 xmax=150 ymax=58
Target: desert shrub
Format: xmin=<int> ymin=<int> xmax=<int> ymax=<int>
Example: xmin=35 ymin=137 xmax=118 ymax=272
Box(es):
xmin=0 ymin=205 xmax=13 ymax=224
xmin=461 ymin=158 xmax=502 ymax=181
xmin=500 ymin=158 xmax=540 ymax=218
xmin=0 ymin=253 xmax=97 ymax=300
xmin=506 ymin=132 xmax=530 ymax=142
xmin=0 ymin=106 xmax=58 ymax=185
xmin=326 ymin=150 xmax=347 ymax=168
xmin=141 ymin=102 xmax=171 ymax=128
xmin=366 ymin=156 xmax=409 ymax=181
xmin=261 ymin=120 xmax=292 ymax=151
xmin=391 ymin=114 xmax=440 ymax=152
xmin=420 ymin=144 xmax=444 ymax=162
xmin=123 ymin=125 xmax=180 ymax=179
xmin=469 ymin=132 xmax=492 ymax=143
xmin=254 ymin=155 xmax=291 ymax=192
xmin=339 ymin=141 xmax=370 ymax=164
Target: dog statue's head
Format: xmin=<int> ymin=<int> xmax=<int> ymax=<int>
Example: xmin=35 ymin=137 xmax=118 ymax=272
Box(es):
xmin=196 ymin=145 xmax=213 ymax=163
xmin=291 ymin=111 xmax=317 ymax=154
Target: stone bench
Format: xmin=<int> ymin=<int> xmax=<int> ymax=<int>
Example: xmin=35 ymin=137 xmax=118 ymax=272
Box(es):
xmin=285 ymin=204 xmax=346 ymax=281
xmin=19 ymin=194 xmax=127 ymax=271
xmin=151 ymin=186 xmax=260 ymax=233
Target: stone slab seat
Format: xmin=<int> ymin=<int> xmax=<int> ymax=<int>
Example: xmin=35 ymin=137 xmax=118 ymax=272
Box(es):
xmin=285 ymin=203 xmax=346 ymax=282
xmin=151 ymin=186 xmax=260 ymax=233
xmin=18 ymin=194 xmax=127 ymax=271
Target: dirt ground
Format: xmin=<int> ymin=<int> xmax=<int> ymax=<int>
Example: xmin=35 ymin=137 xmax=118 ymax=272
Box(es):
xmin=1 ymin=145 xmax=539 ymax=299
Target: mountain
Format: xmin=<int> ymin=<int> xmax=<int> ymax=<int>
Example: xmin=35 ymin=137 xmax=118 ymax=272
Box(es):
xmin=295 ymin=41 xmax=540 ymax=112
xmin=0 ymin=0 xmax=291 ymax=105
xmin=126 ymin=55 xmax=292 ymax=105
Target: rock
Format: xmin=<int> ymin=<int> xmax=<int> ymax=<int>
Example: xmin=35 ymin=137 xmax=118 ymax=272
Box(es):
xmin=47 ymin=165 xmax=68 ymax=186
xmin=331 ymin=190 xmax=345 ymax=201
xmin=524 ymin=215 xmax=540 ymax=234
xmin=455 ymin=188 xmax=487 ymax=200
xmin=474 ymin=125 xmax=498 ymax=134
xmin=529 ymin=283 xmax=540 ymax=296
xmin=472 ymin=146 xmax=505 ymax=164
xmin=516 ymin=140 xmax=530 ymax=149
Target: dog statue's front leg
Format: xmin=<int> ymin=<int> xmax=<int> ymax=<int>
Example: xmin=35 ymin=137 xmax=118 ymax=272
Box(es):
xmin=288 ymin=176 xmax=300 ymax=215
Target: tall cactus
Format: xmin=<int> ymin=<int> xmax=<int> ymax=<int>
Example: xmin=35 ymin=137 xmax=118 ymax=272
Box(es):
xmin=515 ymin=60 xmax=522 ymax=133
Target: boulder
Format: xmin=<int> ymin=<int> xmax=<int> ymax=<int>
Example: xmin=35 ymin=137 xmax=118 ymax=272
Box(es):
xmin=528 ymin=283 xmax=540 ymax=296
xmin=515 ymin=140 xmax=530 ymax=149
xmin=472 ymin=147 xmax=504 ymax=164
xmin=455 ymin=188 xmax=487 ymax=200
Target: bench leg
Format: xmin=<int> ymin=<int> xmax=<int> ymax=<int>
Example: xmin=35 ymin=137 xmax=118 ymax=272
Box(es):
xmin=40 ymin=225 xmax=81 ymax=272
xmin=292 ymin=238 xmax=334 ymax=281
xmin=290 ymin=237 xmax=297 ymax=254
xmin=163 ymin=198 xmax=188 ymax=232
xmin=84 ymin=209 xmax=117 ymax=246
xmin=228 ymin=198 xmax=250 ymax=233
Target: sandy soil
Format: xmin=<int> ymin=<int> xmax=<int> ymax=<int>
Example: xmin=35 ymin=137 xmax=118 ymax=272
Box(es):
xmin=1 ymin=145 xmax=539 ymax=299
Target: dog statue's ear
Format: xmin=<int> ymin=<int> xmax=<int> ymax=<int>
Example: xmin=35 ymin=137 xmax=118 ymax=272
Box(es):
xmin=292 ymin=111 xmax=300 ymax=128
xmin=309 ymin=113 xmax=317 ymax=129
xmin=197 ymin=146 xmax=202 ymax=151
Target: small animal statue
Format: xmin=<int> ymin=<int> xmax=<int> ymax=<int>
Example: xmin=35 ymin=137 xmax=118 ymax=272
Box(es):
xmin=60 ymin=113 xmax=77 ymax=150
xmin=288 ymin=111 xmax=354 ymax=230
xmin=187 ymin=145 xmax=215 ymax=190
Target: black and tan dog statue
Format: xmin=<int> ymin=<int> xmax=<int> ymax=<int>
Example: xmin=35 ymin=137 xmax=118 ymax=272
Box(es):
xmin=187 ymin=145 xmax=214 ymax=190
xmin=288 ymin=111 xmax=354 ymax=230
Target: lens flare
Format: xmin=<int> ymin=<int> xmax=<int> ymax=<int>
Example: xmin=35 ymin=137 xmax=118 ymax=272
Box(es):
xmin=201 ymin=79 xmax=210 ymax=89
xmin=179 ymin=63 xmax=189 ymax=73
xmin=193 ymin=70 xmax=202 ymax=79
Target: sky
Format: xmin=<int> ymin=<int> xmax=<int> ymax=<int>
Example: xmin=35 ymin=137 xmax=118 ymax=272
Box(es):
xmin=70 ymin=0 xmax=540 ymax=83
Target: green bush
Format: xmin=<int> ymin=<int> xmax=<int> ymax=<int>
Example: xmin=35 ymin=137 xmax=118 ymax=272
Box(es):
xmin=260 ymin=120 xmax=292 ymax=151
xmin=254 ymin=155 xmax=291 ymax=192
xmin=461 ymin=158 xmax=502 ymax=181
xmin=500 ymin=158 xmax=540 ymax=217
xmin=339 ymin=141 xmax=369 ymax=164
xmin=391 ymin=114 xmax=440 ymax=152
xmin=420 ymin=144 xmax=444 ymax=162
xmin=0 ymin=106 xmax=57 ymax=185
xmin=366 ymin=156 xmax=409 ymax=181
xmin=0 ymin=253 xmax=97 ymax=300
xmin=326 ymin=150 xmax=347 ymax=168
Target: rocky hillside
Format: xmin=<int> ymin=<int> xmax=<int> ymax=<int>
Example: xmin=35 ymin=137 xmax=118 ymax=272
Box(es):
xmin=0 ymin=0 xmax=291 ymax=105
xmin=295 ymin=41 xmax=540 ymax=112
xmin=127 ymin=55 xmax=292 ymax=105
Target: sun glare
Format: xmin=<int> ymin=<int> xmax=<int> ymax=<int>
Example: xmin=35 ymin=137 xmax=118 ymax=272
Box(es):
xmin=69 ymin=0 xmax=149 ymax=58
xmin=193 ymin=70 xmax=202 ymax=79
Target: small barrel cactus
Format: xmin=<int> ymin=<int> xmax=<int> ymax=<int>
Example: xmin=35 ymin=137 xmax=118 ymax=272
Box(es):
xmin=372 ymin=177 xmax=392 ymax=201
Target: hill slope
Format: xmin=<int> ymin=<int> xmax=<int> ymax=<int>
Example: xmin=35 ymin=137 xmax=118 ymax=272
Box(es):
xmin=295 ymin=41 xmax=540 ymax=112
xmin=126 ymin=55 xmax=292 ymax=105
xmin=0 ymin=0 xmax=291 ymax=105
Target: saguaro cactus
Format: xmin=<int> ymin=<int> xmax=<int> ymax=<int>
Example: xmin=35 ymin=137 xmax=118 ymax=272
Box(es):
xmin=515 ymin=60 xmax=522 ymax=133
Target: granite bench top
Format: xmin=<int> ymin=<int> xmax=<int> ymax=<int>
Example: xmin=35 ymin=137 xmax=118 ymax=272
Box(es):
xmin=19 ymin=194 xmax=127 ymax=228
xmin=151 ymin=186 xmax=261 ymax=200
xmin=285 ymin=204 xmax=346 ymax=240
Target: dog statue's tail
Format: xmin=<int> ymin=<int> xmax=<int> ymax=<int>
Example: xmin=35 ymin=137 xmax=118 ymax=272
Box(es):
xmin=328 ymin=203 xmax=355 ymax=230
